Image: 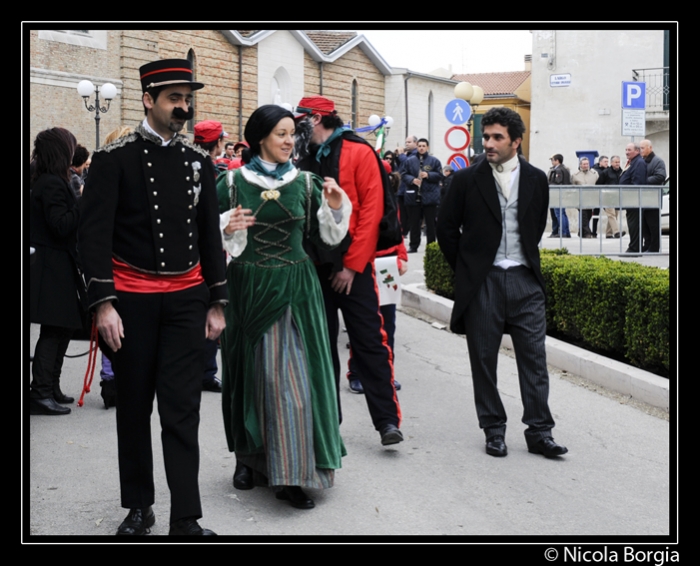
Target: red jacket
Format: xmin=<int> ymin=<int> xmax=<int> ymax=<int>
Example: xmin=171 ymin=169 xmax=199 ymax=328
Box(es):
xmin=338 ymin=140 xmax=385 ymax=273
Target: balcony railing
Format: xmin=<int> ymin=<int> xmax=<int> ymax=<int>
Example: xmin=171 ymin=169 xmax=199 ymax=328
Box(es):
xmin=632 ymin=67 xmax=670 ymax=113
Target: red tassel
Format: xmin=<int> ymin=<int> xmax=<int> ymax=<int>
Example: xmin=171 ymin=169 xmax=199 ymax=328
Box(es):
xmin=78 ymin=315 xmax=98 ymax=407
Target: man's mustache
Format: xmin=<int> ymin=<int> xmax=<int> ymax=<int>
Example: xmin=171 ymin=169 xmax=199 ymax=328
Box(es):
xmin=172 ymin=106 xmax=194 ymax=120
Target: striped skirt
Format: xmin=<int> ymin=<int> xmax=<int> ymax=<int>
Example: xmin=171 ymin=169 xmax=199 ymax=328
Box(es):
xmin=238 ymin=307 xmax=334 ymax=489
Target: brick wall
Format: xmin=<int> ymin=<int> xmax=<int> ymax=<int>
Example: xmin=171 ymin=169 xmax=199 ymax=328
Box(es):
xmin=303 ymin=46 xmax=385 ymax=134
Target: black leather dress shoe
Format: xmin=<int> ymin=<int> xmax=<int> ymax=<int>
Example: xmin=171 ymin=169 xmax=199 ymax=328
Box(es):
xmin=202 ymin=378 xmax=222 ymax=393
xmin=53 ymin=390 xmax=74 ymax=404
xmin=116 ymin=507 xmax=155 ymax=535
xmin=379 ymin=424 xmax=404 ymax=446
xmin=348 ymin=378 xmax=364 ymax=394
xmin=275 ymin=486 xmax=315 ymax=509
xmin=30 ymin=397 xmax=71 ymax=415
xmin=169 ymin=517 xmax=216 ymax=535
xmin=485 ymin=435 xmax=507 ymax=457
xmin=528 ymin=437 xmax=568 ymax=458
xmin=233 ymin=462 xmax=254 ymax=490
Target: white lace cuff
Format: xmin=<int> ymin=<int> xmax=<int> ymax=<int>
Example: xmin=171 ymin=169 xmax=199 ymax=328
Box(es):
xmin=219 ymin=210 xmax=248 ymax=257
xmin=318 ymin=191 xmax=352 ymax=246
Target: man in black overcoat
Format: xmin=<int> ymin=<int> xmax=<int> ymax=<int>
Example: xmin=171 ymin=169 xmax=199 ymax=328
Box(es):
xmin=437 ymin=107 xmax=567 ymax=459
xmin=79 ymin=59 xmax=227 ymax=536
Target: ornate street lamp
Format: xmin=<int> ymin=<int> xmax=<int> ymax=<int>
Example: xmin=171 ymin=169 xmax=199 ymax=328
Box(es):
xmin=77 ymin=80 xmax=117 ymax=149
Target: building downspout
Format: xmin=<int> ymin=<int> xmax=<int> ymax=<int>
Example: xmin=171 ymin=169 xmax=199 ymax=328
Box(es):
xmin=319 ymin=61 xmax=324 ymax=95
xmin=404 ymin=72 xmax=413 ymax=138
xmin=238 ymin=45 xmax=243 ymax=139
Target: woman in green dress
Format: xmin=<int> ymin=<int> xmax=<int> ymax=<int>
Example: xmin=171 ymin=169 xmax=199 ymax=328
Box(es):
xmin=217 ymin=105 xmax=350 ymax=509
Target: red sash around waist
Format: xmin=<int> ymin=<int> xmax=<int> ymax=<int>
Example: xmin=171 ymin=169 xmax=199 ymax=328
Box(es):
xmin=112 ymin=257 xmax=204 ymax=293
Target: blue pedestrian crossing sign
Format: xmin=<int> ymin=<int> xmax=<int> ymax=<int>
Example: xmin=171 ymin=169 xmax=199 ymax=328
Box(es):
xmin=444 ymin=99 xmax=472 ymax=125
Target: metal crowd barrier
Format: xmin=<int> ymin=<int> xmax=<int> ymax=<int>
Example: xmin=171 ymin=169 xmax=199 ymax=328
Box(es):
xmin=547 ymin=185 xmax=667 ymax=255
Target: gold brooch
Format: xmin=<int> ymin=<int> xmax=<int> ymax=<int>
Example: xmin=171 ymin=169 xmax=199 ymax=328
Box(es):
xmin=261 ymin=189 xmax=281 ymax=201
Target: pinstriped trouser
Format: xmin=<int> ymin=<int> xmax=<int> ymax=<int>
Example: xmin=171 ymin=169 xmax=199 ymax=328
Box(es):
xmin=463 ymin=265 xmax=555 ymax=443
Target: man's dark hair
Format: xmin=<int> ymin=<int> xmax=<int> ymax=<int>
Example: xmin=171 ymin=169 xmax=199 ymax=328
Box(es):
xmin=320 ymin=114 xmax=344 ymax=130
xmin=143 ymin=85 xmax=165 ymax=116
xmin=480 ymin=107 xmax=525 ymax=143
xmin=599 ymin=155 xmax=608 ymax=162
xmin=417 ymin=138 xmax=429 ymax=146
xmin=225 ymin=142 xmax=234 ymax=150
xmin=71 ymin=144 xmax=89 ymax=168
xmin=552 ymin=153 xmax=564 ymax=164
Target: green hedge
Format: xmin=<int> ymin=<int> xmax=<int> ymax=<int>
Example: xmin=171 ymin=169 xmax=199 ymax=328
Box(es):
xmin=424 ymin=243 xmax=670 ymax=377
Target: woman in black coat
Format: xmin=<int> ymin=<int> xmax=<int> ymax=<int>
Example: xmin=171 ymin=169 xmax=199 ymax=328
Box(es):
xmin=29 ymin=127 xmax=84 ymax=415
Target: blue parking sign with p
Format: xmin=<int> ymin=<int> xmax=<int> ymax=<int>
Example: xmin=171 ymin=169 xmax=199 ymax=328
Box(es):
xmin=622 ymin=81 xmax=646 ymax=109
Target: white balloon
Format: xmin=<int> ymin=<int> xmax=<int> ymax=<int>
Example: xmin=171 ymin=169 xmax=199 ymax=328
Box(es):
xmin=368 ymin=114 xmax=381 ymax=126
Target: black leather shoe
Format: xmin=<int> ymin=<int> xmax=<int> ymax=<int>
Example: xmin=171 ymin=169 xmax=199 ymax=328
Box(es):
xmin=485 ymin=435 xmax=507 ymax=457
xmin=30 ymin=397 xmax=71 ymax=415
xmin=275 ymin=486 xmax=315 ymax=509
xmin=379 ymin=424 xmax=404 ymax=446
xmin=394 ymin=380 xmax=402 ymax=391
xmin=233 ymin=462 xmax=254 ymax=490
xmin=116 ymin=507 xmax=155 ymax=535
xmin=169 ymin=517 xmax=216 ymax=535
xmin=348 ymin=378 xmax=364 ymax=394
xmin=53 ymin=390 xmax=74 ymax=404
xmin=528 ymin=437 xmax=568 ymax=458
xmin=408 ymin=247 xmax=418 ymax=253
xmin=202 ymin=378 xmax=222 ymax=393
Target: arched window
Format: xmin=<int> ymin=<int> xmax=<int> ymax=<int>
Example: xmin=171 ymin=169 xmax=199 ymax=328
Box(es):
xmin=187 ymin=49 xmax=196 ymax=133
xmin=271 ymin=67 xmax=292 ymax=106
xmin=351 ymin=80 xmax=359 ymax=129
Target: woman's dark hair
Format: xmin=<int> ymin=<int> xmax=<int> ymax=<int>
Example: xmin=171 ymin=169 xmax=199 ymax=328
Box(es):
xmin=31 ymin=127 xmax=77 ymax=184
xmin=242 ymin=104 xmax=295 ymax=164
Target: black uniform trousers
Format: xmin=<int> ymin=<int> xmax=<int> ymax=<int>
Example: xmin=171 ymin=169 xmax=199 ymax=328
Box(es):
xmin=316 ymin=262 xmax=401 ymax=431
xmin=462 ymin=265 xmax=554 ymax=444
xmin=111 ymin=282 xmax=208 ymax=522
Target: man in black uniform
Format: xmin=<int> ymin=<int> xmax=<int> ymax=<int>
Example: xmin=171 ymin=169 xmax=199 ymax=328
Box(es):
xmin=79 ymin=59 xmax=227 ymax=536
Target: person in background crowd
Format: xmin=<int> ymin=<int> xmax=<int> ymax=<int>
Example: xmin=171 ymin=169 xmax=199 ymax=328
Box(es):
xmin=599 ymin=155 xmax=625 ymax=239
xmin=547 ymin=154 xmax=571 ymax=238
xmin=571 ymin=157 xmax=598 ymax=238
xmin=401 ymin=138 xmax=443 ymax=253
xmin=638 ymin=139 xmax=666 ymax=253
xmin=621 ymin=142 xmax=648 ymax=254
xmin=69 ymin=144 xmax=90 ymax=199
xmin=30 ymin=127 xmax=85 ymax=416
xmin=591 ymin=156 xmax=609 ymax=237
